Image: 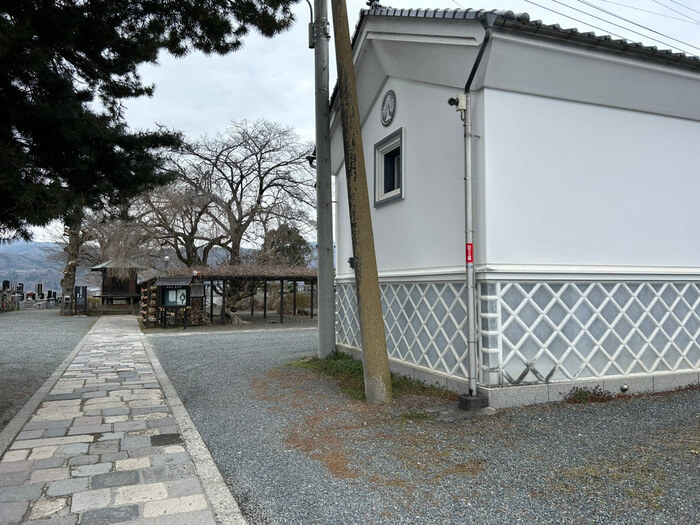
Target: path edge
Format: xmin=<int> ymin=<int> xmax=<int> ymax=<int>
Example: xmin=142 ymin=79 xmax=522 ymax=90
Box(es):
xmin=0 ymin=316 xmax=100 ymax=455
xmin=140 ymin=330 xmax=247 ymax=525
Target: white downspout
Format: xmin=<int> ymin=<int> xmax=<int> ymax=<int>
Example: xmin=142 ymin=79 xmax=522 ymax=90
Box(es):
xmin=448 ymin=15 xmax=495 ymax=398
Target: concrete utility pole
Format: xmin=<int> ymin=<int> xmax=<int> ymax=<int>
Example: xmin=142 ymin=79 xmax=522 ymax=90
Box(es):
xmin=312 ymin=0 xmax=336 ymax=359
xmin=330 ymin=0 xmax=392 ymax=403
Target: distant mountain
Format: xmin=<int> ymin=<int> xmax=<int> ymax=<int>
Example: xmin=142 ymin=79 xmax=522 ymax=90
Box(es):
xmin=0 ymin=242 xmax=65 ymax=292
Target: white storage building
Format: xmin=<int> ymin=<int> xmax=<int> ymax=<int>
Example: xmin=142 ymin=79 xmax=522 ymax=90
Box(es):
xmin=330 ymin=7 xmax=700 ymax=407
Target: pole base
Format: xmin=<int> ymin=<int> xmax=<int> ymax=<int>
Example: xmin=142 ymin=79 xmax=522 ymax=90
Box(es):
xmin=458 ymin=393 xmax=489 ymax=411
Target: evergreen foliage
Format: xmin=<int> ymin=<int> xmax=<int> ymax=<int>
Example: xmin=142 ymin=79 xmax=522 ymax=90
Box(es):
xmin=0 ymin=0 xmax=297 ymax=241
xmin=257 ymin=224 xmax=312 ymax=266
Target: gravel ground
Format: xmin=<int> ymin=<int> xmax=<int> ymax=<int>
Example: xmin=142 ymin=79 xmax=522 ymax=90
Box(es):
xmin=0 ymin=309 xmax=95 ymax=431
xmin=148 ymin=328 xmax=699 ymax=525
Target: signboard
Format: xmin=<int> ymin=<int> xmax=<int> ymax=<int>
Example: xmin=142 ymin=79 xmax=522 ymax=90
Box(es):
xmin=162 ymin=287 xmax=188 ymax=307
xmin=74 ymin=286 xmax=88 ymax=315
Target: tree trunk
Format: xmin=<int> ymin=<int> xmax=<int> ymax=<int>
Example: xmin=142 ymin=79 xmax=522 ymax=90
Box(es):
xmin=60 ymin=208 xmax=84 ymax=315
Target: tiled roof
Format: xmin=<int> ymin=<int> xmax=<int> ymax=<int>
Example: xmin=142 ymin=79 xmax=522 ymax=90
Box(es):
xmin=357 ymin=6 xmax=700 ymax=70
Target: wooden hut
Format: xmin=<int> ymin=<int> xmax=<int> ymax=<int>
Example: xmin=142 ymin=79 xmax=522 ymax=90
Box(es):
xmin=90 ymin=260 xmax=143 ymax=313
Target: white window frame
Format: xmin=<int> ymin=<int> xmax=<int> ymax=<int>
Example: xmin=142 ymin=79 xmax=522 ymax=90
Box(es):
xmin=374 ymin=127 xmax=404 ymax=207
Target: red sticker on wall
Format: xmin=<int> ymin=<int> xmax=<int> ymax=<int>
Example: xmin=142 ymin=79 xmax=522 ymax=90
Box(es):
xmin=466 ymin=243 xmax=473 ymax=264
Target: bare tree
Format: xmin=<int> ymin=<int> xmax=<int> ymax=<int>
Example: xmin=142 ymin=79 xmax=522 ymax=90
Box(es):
xmin=174 ymin=120 xmax=315 ymax=263
xmin=140 ymin=182 xmax=224 ymax=267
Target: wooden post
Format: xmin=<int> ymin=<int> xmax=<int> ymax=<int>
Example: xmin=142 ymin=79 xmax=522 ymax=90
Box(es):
xmin=250 ymin=282 xmax=255 ymax=317
xmin=221 ymin=279 xmax=226 ymax=325
xmin=280 ymin=279 xmax=284 ymax=324
xmin=330 ymin=0 xmax=393 ymax=403
xmin=209 ymin=282 xmax=214 ymax=323
xmin=310 ymin=281 xmax=314 ymax=319
xmin=293 ymin=281 xmax=297 ymax=316
xmin=263 ymin=280 xmax=267 ymax=319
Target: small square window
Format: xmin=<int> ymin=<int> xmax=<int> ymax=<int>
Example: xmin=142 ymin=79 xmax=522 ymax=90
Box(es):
xmin=374 ymin=128 xmax=404 ymax=207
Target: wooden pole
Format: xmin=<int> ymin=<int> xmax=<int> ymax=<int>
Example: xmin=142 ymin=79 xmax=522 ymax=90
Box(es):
xmin=250 ymin=282 xmax=255 ymax=317
xmin=221 ymin=279 xmax=226 ymax=325
xmin=280 ymin=279 xmax=284 ymax=324
xmin=263 ymin=280 xmax=267 ymax=319
xmin=330 ymin=0 xmax=392 ymax=403
xmin=310 ymin=281 xmax=314 ymax=319
xmin=209 ymin=282 xmax=214 ymax=323
xmin=293 ymin=281 xmax=297 ymax=316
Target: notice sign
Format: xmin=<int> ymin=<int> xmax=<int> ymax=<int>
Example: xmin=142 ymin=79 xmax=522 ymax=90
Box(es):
xmin=466 ymin=243 xmax=474 ymax=264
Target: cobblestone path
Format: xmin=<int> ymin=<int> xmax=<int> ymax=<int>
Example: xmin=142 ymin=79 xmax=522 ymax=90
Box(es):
xmin=0 ymin=316 xmax=234 ymax=524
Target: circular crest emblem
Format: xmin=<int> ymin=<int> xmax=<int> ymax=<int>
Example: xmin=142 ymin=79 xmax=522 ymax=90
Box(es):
xmin=380 ymin=90 xmax=396 ymax=127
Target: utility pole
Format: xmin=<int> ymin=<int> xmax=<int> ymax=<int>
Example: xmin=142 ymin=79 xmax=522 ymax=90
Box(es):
xmin=310 ymin=0 xmax=336 ymax=359
xmin=330 ymin=0 xmax=392 ymax=403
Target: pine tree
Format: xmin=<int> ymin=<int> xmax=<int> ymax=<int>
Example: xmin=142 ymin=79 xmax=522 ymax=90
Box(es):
xmin=0 ymin=0 xmax=297 ymax=241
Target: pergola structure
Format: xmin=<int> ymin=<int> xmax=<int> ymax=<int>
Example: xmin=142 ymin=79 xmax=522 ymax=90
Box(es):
xmin=168 ymin=264 xmax=318 ymax=325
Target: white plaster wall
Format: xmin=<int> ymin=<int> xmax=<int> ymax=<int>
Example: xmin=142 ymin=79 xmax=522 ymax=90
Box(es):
xmin=482 ymin=88 xmax=700 ymax=268
xmin=335 ymin=77 xmax=466 ymax=279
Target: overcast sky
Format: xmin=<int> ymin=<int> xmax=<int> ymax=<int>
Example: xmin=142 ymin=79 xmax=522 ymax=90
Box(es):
xmin=32 ymin=0 xmax=700 ymax=242
xmin=123 ymin=0 xmax=700 ymax=142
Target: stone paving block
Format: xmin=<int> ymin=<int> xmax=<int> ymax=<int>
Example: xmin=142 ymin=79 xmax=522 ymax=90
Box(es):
xmin=67 ymin=424 xmax=112 ymax=436
xmin=43 ymin=427 xmax=69 ymax=438
xmin=73 ymin=416 xmax=102 ymax=427
xmin=88 ymin=442 xmax=118 ymax=455
xmin=101 ymin=407 xmax=129 ymax=416
xmin=0 ymin=469 xmax=30 ymax=486
xmin=23 ymin=516 xmax=78 ymax=525
xmin=70 ymin=488 xmax=112 ymax=513
xmin=126 ymin=447 xmax=162 ymax=459
xmin=145 ymin=418 xmax=176 ymax=428
xmin=46 ymin=477 xmax=89 ymax=497
xmin=150 ymin=434 xmax=183 ymax=447
xmin=100 ymin=451 xmax=128 ymax=463
xmin=91 ymin=469 xmax=139 ymax=489
xmin=0 ymin=483 xmax=43 ymax=502
xmin=0 ymin=460 xmax=32 ymax=473
xmin=10 ymin=436 xmax=93 ymax=450
xmin=143 ymin=494 xmax=208 ymax=517
xmin=29 ymin=497 xmax=68 ymax=520
xmin=68 ymin=454 xmax=99 ymax=466
xmin=24 ymin=419 xmax=74 ymax=431
xmin=120 ymin=436 xmax=151 ymax=451
xmin=151 ymin=452 xmax=190 ymax=467
xmin=139 ymin=463 xmax=196 ymax=484
xmin=0 ymin=501 xmax=28 ymax=523
xmin=29 ymin=467 xmax=70 ymax=483
xmin=29 ymin=445 xmax=59 ymax=460
xmin=165 ymin=477 xmax=204 ymax=499
xmin=114 ymin=421 xmax=147 ymax=432
xmin=34 ymin=456 xmax=67 ymax=469
xmin=115 ymin=482 xmax=167 ymax=505
xmin=153 ymin=509 xmax=216 ymax=525
xmin=1 ymin=450 xmax=29 ymax=462
xmin=104 ymin=415 xmax=129 ymax=424
xmin=17 ymin=429 xmax=44 ymax=440
xmin=97 ymin=432 xmax=124 ymax=441
xmin=115 ymin=457 xmax=150 ymax=471
xmin=60 ymin=443 xmax=89 ymax=456
xmin=80 ymin=504 xmax=139 ymax=525
xmin=71 ymin=463 xmax=112 ymax=477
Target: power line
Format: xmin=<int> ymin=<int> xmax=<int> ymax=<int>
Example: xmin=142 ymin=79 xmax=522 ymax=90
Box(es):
xmin=575 ymin=0 xmax=700 ymax=51
xmin=651 ymin=0 xmax=700 ymax=23
xmin=667 ymin=0 xmax=700 ymax=15
xmin=523 ymin=0 xmax=633 ymax=41
xmin=542 ymin=0 xmax=696 ymax=54
xmin=599 ymin=0 xmax=700 ymax=24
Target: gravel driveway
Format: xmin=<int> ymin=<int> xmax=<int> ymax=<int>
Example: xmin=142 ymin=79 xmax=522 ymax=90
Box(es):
xmin=0 ymin=309 xmax=95 ymax=432
xmin=148 ymin=327 xmax=699 ymax=524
